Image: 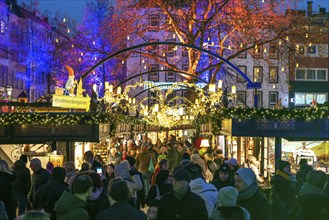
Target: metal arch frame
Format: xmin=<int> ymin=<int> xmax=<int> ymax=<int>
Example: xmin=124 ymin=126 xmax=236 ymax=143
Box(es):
xmin=81 ymin=42 xmax=261 ymax=89
xmin=82 ymin=42 xmax=261 ymax=107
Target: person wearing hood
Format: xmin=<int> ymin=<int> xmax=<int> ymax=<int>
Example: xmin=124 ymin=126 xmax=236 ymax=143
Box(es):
xmin=55 ymin=175 xmax=93 ymax=220
xmin=157 ymin=169 xmax=208 ymax=220
xmin=235 ymin=168 xmax=270 ymax=220
xmin=33 ymin=167 xmax=69 ymax=219
xmin=190 ymin=149 xmax=213 ymax=182
xmin=86 ymin=172 xmax=109 ymax=219
xmin=114 ymin=160 xmax=143 ymax=208
xmin=210 ymin=186 xmax=250 ymax=220
xmin=12 ymin=159 xmax=31 ymax=216
xmin=271 ymin=159 xmax=297 ymax=220
xmin=290 ymin=170 xmax=329 ymax=220
xmin=185 ymin=163 xmax=218 ymax=218
xmin=97 ymin=178 xmax=147 ymax=220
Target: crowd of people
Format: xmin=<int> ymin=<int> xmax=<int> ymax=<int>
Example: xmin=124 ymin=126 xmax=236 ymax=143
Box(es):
xmin=0 ymin=137 xmax=328 ymax=220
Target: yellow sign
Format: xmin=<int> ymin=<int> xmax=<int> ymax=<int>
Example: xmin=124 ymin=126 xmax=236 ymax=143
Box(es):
xmin=52 ymin=95 xmax=90 ymax=111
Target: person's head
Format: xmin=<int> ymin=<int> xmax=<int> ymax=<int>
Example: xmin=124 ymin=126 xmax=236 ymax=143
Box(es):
xmin=46 ymin=162 xmax=54 ymax=173
xmin=106 ymin=163 xmax=115 ymax=175
xmin=249 ymin=156 xmax=260 ymax=166
xmin=156 ymin=169 xmax=170 ymax=185
xmin=84 ymin=150 xmax=94 ymax=163
xmin=30 ymin=158 xmax=42 ymax=172
xmin=50 ymin=167 xmax=66 ymax=183
xmin=22 ymin=210 xmax=50 ymax=220
xmin=64 ymin=161 xmax=75 ymax=173
xmin=278 ymin=159 xmax=291 ymax=174
xmin=108 ymin=177 xmax=130 ymax=202
xmin=159 ymin=146 xmax=167 ymax=154
xmin=185 ymin=163 xmax=203 ymax=180
xmin=129 ymin=149 xmax=136 ymax=157
xmin=227 ymin=158 xmax=239 ymax=170
xmin=172 ymin=169 xmax=191 ymax=200
xmin=306 ymin=170 xmax=328 ymax=190
xmin=19 ymin=154 xmax=28 ymax=164
xmin=0 ymin=159 xmax=12 ymax=174
xmin=219 ymin=163 xmax=231 ymax=182
xmin=299 ymin=158 xmax=308 ymax=167
xmin=217 ymin=186 xmax=238 ymax=207
xmin=72 ymin=175 xmax=93 ymax=200
xmin=80 ymin=162 xmax=90 ymax=171
xmin=159 ymin=158 xmax=169 ymax=170
xmin=94 ymin=155 xmax=103 ymax=164
xmin=14 ymin=159 xmax=26 ymax=169
xmin=234 ymin=168 xmax=256 ymax=192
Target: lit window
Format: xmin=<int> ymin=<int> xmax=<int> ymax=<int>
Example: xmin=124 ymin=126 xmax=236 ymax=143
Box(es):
xmin=253 ymin=66 xmax=263 ymax=82
xmin=148 ymin=15 xmax=159 ymax=30
xmin=0 ymin=19 xmax=5 ymax=34
xmin=295 ymin=92 xmax=327 ymax=105
xmin=269 ymin=67 xmax=278 ymax=83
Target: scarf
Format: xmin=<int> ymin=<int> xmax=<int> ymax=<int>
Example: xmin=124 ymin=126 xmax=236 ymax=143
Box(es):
xmin=276 ymin=170 xmax=291 ymax=182
xmin=237 ymin=182 xmax=259 ymax=202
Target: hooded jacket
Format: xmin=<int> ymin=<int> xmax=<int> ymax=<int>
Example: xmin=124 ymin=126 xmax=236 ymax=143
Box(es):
xmin=289 ymin=182 xmax=329 ymax=220
xmin=189 ymin=177 xmax=218 ymax=218
xmin=54 ymin=191 xmax=90 ymax=220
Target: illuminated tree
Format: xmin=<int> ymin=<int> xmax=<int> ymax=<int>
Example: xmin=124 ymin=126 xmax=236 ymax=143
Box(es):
xmin=107 ymin=0 xmax=310 ymax=84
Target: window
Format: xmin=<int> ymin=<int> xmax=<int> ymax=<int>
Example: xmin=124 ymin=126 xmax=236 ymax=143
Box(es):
xmin=166 ymin=70 xmax=176 ymax=82
xmin=236 ymin=91 xmax=246 ymax=106
xmin=269 ymin=67 xmax=278 ymax=83
xmin=269 ymin=91 xmax=278 ymax=108
xmin=149 ymin=64 xmax=159 ymax=81
xmin=253 ymin=91 xmax=263 ymax=108
xmin=307 ymin=45 xmax=317 ymax=56
xmin=0 ymin=19 xmax=5 ymax=34
xmin=166 ymin=39 xmax=176 ymax=57
xmin=253 ymin=45 xmax=263 ymax=58
xmin=0 ymin=65 xmax=8 ymax=86
xmin=237 ymin=66 xmax=246 ymax=82
xmin=148 ymin=39 xmax=159 ymax=55
xmin=295 ymin=92 xmax=327 ymax=105
xmin=295 ymin=68 xmax=327 ymax=81
xmin=253 ymin=66 xmax=263 ymax=82
xmin=269 ymin=43 xmax=278 ymax=59
xmin=148 ymin=15 xmax=159 ymax=30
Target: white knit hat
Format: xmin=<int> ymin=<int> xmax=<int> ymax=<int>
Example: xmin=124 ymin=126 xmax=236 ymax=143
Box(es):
xmin=217 ymin=186 xmax=238 ymax=207
xmin=235 ymin=168 xmax=256 ymax=186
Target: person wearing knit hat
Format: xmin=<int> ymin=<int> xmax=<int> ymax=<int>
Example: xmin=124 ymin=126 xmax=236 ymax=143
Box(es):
xmin=271 ymin=159 xmax=297 ymax=220
xmin=157 ymin=168 xmax=209 ymax=220
xmin=210 ymin=186 xmax=250 ymax=220
xmin=289 ymin=170 xmax=329 ymax=220
xmin=211 ymin=163 xmax=235 ymax=191
xmin=234 ymin=168 xmax=271 ymax=220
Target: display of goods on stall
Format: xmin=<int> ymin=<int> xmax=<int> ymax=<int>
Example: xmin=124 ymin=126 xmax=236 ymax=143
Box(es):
xmin=93 ymin=143 xmax=108 ymax=163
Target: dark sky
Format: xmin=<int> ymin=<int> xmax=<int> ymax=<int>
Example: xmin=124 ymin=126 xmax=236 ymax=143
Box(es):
xmin=17 ymin=0 xmax=329 ymax=22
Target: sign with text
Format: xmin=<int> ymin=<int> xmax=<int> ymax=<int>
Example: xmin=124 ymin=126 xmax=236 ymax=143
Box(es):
xmin=52 ymin=95 xmax=90 ymax=111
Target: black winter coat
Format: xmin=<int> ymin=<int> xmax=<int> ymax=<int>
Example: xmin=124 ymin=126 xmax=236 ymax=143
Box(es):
xmin=271 ymin=173 xmax=296 ymax=220
xmin=157 ymin=189 xmax=208 ymax=220
xmin=32 ymin=178 xmax=69 ymax=219
xmin=29 ymin=168 xmax=50 ymax=201
xmin=237 ymin=190 xmax=271 ymax=220
xmin=97 ymin=201 xmax=147 ymax=220
xmin=0 ymin=172 xmax=17 ymax=220
xmin=12 ymin=160 xmax=31 ymax=198
xmin=146 ymin=182 xmax=171 ymax=207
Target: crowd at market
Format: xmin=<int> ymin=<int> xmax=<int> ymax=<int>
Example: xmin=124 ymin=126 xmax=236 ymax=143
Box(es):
xmin=0 ymin=136 xmax=328 ymax=220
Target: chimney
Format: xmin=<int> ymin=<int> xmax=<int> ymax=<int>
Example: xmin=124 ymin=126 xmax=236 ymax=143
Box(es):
xmin=319 ymin=8 xmax=326 ymax=14
xmin=307 ymin=1 xmax=313 ymax=17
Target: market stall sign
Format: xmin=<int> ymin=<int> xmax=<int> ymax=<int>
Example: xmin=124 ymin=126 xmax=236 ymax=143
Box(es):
xmin=52 ymin=95 xmax=90 ymax=111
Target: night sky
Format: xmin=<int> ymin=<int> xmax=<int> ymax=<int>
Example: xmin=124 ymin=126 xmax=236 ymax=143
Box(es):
xmin=17 ymin=0 xmax=329 ymax=22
